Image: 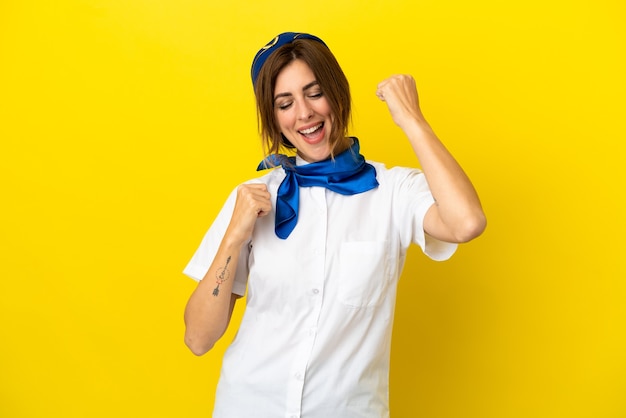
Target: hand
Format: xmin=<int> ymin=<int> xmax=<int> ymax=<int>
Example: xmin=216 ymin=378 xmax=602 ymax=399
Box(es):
xmin=225 ymin=183 xmax=271 ymax=246
xmin=376 ymin=74 xmax=425 ymax=129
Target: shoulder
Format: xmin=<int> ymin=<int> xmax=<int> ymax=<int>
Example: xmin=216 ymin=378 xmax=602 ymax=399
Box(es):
xmin=241 ymin=167 xmax=286 ymax=191
xmin=368 ymin=160 xmax=424 ymax=185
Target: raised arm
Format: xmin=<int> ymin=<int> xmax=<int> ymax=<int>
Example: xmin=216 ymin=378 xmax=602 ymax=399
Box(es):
xmin=376 ymin=75 xmax=486 ymax=243
xmin=183 ymin=183 xmax=272 ymax=355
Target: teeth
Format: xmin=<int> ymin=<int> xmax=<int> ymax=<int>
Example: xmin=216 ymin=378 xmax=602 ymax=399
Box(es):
xmin=299 ymin=123 xmax=322 ymax=135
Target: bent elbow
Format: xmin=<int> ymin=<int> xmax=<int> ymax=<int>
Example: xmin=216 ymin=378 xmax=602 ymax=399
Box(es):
xmin=184 ymin=334 xmax=215 ymax=356
xmin=455 ymin=213 xmax=487 ymax=243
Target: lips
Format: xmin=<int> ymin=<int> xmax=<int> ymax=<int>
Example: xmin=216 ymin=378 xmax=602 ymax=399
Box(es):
xmin=297 ymin=122 xmax=325 ymax=143
xmin=298 ymin=122 xmax=323 ymax=135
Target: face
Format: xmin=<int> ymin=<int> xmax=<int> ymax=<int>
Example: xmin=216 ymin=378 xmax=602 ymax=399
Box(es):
xmin=273 ymin=59 xmax=334 ymax=163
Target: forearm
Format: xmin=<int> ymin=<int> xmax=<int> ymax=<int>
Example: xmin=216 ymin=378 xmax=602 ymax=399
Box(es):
xmin=183 ymin=183 xmax=271 ymax=355
xmin=403 ymin=117 xmax=486 ymax=242
xmin=375 ymin=74 xmax=485 ymax=242
xmin=183 ymin=237 xmax=242 ymax=355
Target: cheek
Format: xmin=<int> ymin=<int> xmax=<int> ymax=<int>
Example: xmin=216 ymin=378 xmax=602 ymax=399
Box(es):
xmin=318 ymin=100 xmax=333 ymax=119
xmin=275 ymin=111 xmax=292 ymax=131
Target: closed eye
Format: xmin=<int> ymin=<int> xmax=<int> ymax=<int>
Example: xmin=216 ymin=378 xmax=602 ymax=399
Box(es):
xmin=276 ymin=101 xmax=293 ymax=110
xmin=274 ymin=81 xmax=322 ymax=110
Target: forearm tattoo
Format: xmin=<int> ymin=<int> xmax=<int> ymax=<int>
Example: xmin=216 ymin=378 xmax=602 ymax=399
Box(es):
xmin=213 ymin=256 xmax=232 ymax=297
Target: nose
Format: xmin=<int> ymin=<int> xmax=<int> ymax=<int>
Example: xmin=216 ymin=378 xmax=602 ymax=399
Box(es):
xmin=297 ymin=100 xmax=313 ymax=120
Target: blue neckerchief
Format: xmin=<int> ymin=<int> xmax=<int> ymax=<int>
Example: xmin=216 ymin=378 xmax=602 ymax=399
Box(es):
xmin=257 ymin=138 xmax=379 ymax=239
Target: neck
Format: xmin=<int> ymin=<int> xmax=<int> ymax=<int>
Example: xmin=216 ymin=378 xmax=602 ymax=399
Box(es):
xmin=296 ymin=137 xmax=353 ymax=162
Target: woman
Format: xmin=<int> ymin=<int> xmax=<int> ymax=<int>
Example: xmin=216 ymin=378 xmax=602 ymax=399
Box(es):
xmin=183 ymin=32 xmax=486 ymax=418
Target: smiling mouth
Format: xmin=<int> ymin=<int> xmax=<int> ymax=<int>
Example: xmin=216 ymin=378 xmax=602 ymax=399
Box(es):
xmin=298 ymin=122 xmax=324 ymax=136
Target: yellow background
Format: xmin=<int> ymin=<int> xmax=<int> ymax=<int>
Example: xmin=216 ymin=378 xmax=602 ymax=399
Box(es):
xmin=1 ymin=0 xmax=624 ymax=417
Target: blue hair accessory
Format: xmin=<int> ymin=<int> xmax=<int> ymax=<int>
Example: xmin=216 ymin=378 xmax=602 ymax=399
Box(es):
xmin=251 ymin=32 xmax=327 ymax=86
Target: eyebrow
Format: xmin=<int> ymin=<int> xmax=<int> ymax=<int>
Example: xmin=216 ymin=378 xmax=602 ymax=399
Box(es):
xmin=274 ymin=81 xmax=320 ymax=102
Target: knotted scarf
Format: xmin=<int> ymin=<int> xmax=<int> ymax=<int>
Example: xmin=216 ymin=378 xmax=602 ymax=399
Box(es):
xmin=257 ymin=138 xmax=379 ymax=239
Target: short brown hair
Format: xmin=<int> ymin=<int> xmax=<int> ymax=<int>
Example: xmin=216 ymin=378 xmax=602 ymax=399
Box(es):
xmin=254 ymin=39 xmax=352 ymax=159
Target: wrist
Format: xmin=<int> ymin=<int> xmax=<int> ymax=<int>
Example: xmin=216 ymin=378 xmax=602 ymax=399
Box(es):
xmin=222 ymin=233 xmax=248 ymax=251
xmin=401 ymin=115 xmax=433 ymax=138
